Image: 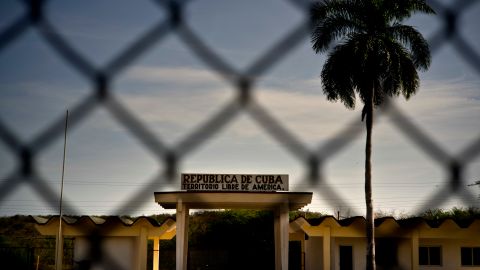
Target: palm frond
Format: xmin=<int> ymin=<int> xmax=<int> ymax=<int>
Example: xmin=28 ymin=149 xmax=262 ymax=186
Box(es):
xmin=321 ymin=43 xmax=358 ymax=109
xmin=388 ymin=24 xmax=431 ymax=70
xmin=398 ymin=52 xmax=420 ymax=99
xmin=311 ymin=15 xmax=364 ymax=53
xmin=381 ymin=39 xmax=419 ymax=99
xmin=312 ymin=0 xmax=366 ymax=22
xmin=311 ymin=0 xmax=432 ymax=107
xmin=382 ymin=0 xmax=435 ymax=22
xmin=310 ymin=0 xmax=366 ymax=53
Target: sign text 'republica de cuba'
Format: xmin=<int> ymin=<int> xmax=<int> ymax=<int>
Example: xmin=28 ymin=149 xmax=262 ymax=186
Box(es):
xmin=181 ymin=173 xmax=288 ymax=192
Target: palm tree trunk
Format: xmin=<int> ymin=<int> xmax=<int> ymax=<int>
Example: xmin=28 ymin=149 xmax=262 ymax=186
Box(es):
xmin=365 ymin=90 xmax=376 ymax=270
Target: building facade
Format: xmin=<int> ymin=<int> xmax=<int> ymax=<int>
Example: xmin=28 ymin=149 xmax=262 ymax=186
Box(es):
xmin=33 ymin=215 xmax=176 ymax=270
xmin=289 ymin=216 xmax=480 ymax=270
xmin=34 ymin=214 xmax=479 ymax=270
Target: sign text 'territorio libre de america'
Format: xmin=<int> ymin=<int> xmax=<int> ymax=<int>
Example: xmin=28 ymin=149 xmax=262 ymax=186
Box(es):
xmin=181 ymin=173 xmax=288 ymax=192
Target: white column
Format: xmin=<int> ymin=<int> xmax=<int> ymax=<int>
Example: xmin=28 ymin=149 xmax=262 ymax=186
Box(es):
xmin=322 ymin=227 xmax=331 ymax=270
xmin=274 ymin=202 xmax=289 ymax=270
xmin=138 ymin=227 xmax=148 ymax=270
xmin=153 ymin=237 xmax=160 ymax=270
xmin=176 ymin=199 xmax=189 ymax=270
xmin=411 ymin=229 xmax=419 ymax=270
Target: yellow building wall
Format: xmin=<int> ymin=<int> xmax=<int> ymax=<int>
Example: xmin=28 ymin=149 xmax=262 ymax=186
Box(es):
xmin=305 ymin=236 xmax=323 ymax=270
xmin=419 ymin=238 xmax=480 ymax=270
xmin=397 ymin=238 xmax=413 ymax=270
xmin=74 ymin=236 xmax=136 ymax=270
xmin=290 ymin=218 xmax=480 ymax=270
xmin=333 ymin=237 xmax=366 ymax=270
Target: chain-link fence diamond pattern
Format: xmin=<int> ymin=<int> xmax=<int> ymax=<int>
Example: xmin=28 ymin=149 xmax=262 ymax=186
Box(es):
xmin=1 ymin=0 xmax=480 ymax=269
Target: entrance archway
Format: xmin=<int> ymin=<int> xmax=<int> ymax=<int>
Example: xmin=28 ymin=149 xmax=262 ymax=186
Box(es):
xmin=154 ymin=191 xmax=312 ymax=270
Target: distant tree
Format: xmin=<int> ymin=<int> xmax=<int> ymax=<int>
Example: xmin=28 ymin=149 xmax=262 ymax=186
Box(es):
xmin=310 ymin=1 xmax=434 ymax=269
xmin=289 ymin=210 xmax=325 ymax=220
xmin=374 ymin=209 xmax=409 ymax=219
xmin=187 ymin=210 xmax=275 ymax=270
xmin=420 ymin=207 xmax=480 ymax=221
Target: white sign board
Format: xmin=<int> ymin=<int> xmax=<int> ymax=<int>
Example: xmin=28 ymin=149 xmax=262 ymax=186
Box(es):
xmin=181 ymin=173 xmax=288 ymax=192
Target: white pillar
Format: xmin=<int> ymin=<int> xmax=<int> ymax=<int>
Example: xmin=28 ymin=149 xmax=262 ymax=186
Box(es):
xmin=138 ymin=227 xmax=148 ymax=270
xmin=274 ymin=202 xmax=289 ymax=270
xmin=322 ymin=227 xmax=331 ymax=270
xmin=176 ymin=199 xmax=189 ymax=270
xmin=153 ymin=237 xmax=160 ymax=270
xmin=411 ymin=229 xmax=419 ymax=270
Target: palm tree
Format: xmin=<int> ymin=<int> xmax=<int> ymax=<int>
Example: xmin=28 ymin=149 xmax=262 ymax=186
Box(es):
xmin=310 ymin=1 xmax=434 ymax=269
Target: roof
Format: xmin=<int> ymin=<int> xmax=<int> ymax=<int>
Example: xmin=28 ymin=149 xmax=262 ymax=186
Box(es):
xmin=31 ymin=215 xmax=166 ymax=227
xmin=154 ymin=191 xmax=313 ymax=210
xmin=32 ymin=215 xmax=176 ymax=238
xmin=298 ymin=216 xmax=480 ymax=229
xmin=290 ymin=216 xmax=480 ymax=239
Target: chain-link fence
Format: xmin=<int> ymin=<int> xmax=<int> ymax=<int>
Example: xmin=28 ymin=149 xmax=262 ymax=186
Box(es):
xmin=0 ymin=0 xmax=479 ymax=269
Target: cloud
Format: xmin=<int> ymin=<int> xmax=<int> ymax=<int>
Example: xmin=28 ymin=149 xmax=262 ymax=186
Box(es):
xmin=385 ymin=77 xmax=480 ymax=153
xmin=124 ymin=66 xmax=228 ymax=87
xmin=118 ymin=65 xmax=360 ymax=144
xmin=119 ymin=65 xmax=480 ymax=152
xmin=255 ymin=85 xmax=360 ymax=142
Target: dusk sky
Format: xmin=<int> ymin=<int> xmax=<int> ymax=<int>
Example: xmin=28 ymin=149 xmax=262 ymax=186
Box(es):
xmin=0 ymin=0 xmax=479 ymax=217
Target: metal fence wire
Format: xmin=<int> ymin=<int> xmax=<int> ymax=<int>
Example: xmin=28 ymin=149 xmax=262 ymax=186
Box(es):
xmin=0 ymin=0 xmax=480 ymax=269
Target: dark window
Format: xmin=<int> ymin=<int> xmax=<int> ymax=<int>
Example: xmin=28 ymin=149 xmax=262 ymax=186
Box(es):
xmin=419 ymin=247 xmax=428 ymax=265
xmin=289 ymin=241 xmax=302 ymax=270
xmin=339 ymin=245 xmax=353 ymax=270
xmin=462 ymin=247 xmax=472 ymax=265
xmin=429 ymin=247 xmax=441 ymax=265
xmin=376 ymin=238 xmax=398 ymax=267
xmin=461 ymin=247 xmax=480 ymax=266
xmin=419 ymin=246 xmax=441 ymax=266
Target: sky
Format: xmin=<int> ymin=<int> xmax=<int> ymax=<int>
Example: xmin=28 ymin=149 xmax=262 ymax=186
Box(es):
xmin=0 ymin=0 xmax=479 ymax=217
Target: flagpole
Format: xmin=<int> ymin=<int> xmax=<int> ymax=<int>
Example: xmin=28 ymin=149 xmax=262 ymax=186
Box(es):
xmin=55 ymin=110 xmax=69 ymax=270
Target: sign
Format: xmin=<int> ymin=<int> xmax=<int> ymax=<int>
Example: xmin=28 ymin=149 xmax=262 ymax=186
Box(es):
xmin=181 ymin=173 xmax=288 ymax=192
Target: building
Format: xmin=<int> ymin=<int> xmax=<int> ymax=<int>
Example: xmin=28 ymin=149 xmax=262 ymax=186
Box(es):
xmin=33 ymin=214 xmax=480 ymax=270
xmin=289 ymin=215 xmax=480 ymax=270
xmin=154 ymin=190 xmax=313 ymax=270
xmin=33 ymin=215 xmax=176 ymax=270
